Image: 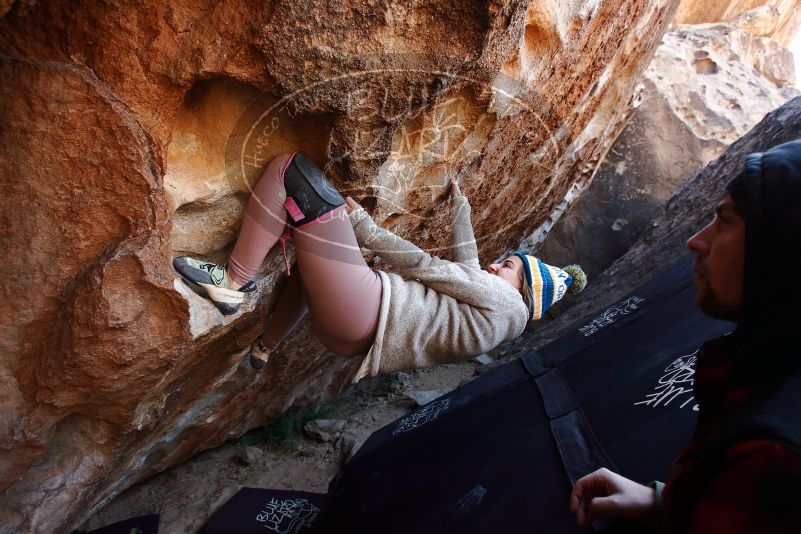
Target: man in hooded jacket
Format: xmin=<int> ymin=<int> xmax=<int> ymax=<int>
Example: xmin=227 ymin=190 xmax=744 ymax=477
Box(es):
xmin=569 ymin=139 xmax=801 ymax=533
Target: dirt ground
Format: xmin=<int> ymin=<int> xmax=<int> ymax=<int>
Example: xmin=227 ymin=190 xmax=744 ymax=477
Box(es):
xmin=80 ymin=360 xmax=486 ymax=533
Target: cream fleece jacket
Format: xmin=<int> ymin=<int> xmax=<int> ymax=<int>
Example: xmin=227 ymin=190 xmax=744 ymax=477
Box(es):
xmin=348 ymin=196 xmax=529 ymax=381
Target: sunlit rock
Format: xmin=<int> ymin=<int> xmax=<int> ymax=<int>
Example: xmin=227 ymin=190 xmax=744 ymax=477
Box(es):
xmin=537 ymin=19 xmax=798 ymax=288
xmin=675 ymin=0 xmax=801 ymax=46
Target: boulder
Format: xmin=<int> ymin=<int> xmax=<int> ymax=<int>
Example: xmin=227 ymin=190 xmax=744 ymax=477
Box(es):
xmin=0 ymin=1 xmax=679 ymax=531
xmin=728 ymin=5 xmax=781 ymax=37
xmin=675 ymin=0 xmax=801 ymax=46
xmin=535 ymin=20 xmax=798 ymax=282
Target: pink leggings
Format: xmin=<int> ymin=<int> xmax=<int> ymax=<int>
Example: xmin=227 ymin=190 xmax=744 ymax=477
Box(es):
xmin=227 ymin=153 xmax=382 ymax=358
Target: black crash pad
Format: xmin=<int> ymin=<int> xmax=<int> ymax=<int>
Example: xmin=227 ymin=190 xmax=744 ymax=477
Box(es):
xmin=200 ymin=488 xmax=326 ymax=534
xmin=79 ymin=515 xmax=159 ymax=534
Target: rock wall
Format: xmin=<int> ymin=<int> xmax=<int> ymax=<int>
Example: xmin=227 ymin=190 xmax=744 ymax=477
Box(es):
xmin=0 ymin=1 xmax=679 ymax=532
xmin=535 ymin=18 xmax=798 ymax=280
xmin=523 ymin=95 xmax=801 ymax=349
xmin=675 ymin=0 xmax=801 ymax=46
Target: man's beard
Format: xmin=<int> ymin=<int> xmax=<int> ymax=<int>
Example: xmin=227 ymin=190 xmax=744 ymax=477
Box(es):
xmin=695 ymin=284 xmax=742 ymax=322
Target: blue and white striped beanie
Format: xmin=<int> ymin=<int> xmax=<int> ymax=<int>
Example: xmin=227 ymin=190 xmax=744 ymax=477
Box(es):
xmin=513 ymin=252 xmax=587 ymax=320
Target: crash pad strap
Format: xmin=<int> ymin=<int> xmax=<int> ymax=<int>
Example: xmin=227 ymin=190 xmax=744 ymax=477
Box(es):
xmin=520 ymin=351 xmax=548 ymax=378
xmin=551 ymin=410 xmax=617 ymax=485
xmin=523 ymin=363 xmax=617 ymax=485
xmin=535 ymin=368 xmax=579 ymax=418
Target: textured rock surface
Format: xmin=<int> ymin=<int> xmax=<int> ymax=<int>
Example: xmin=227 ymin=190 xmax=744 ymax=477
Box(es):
xmin=537 ymin=20 xmax=798 ymax=280
xmin=0 ymin=1 xmax=678 ymax=532
xmin=675 ymin=0 xmax=801 ymax=46
xmin=524 ymin=96 xmax=801 ymax=349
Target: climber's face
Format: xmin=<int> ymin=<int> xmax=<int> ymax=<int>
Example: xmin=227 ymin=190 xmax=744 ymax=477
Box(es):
xmin=686 ymin=195 xmax=745 ymax=321
xmin=487 ymin=255 xmax=524 ymax=291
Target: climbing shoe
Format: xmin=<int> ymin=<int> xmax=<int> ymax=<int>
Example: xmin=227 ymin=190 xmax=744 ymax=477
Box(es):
xmin=248 ymin=334 xmax=273 ymax=369
xmin=172 ymin=256 xmax=256 ymax=315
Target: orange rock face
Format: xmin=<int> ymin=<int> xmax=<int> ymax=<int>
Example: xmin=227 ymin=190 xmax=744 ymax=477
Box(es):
xmin=0 ymin=1 xmax=678 ymax=531
xmin=675 ymin=0 xmax=801 ymax=45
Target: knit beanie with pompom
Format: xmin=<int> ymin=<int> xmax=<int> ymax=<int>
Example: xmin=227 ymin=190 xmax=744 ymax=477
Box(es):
xmin=513 ymin=252 xmax=587 ymax=320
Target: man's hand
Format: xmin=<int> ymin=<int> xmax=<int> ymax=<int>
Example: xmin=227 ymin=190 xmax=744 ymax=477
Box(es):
xmin=345 ymin=196 xmax=360 ymax=215
xmin=569 ymin=468 xmax=656 ymax=529
xmin=450 ymin=176 xmax=462 ymax=198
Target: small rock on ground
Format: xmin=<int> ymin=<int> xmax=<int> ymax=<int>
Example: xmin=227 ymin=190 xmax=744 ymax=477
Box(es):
xmin=404 ymin=389 xmax=452 ymax=406
xmin=474 ymin=354 xmax=493 ymax=365
xmin=336 ymin=430 xmax=371 ymax=465
xmin=235 ymin=446 xmax=263 ymax=465
xmin=303 ymin=419 xmax=346 ymax=443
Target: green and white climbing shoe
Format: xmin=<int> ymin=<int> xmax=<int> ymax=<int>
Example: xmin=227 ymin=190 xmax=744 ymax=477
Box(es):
xmin=173 ymin=256 xmax=255 ymax=315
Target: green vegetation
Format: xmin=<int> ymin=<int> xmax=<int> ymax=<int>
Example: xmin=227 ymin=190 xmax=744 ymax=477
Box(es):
xmin=240 ymin=402 xmax=340 ymax=451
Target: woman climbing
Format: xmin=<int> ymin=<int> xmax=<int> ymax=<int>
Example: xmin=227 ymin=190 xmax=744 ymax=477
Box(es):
xmin=173 ymin=152 xmax=586 ymax=379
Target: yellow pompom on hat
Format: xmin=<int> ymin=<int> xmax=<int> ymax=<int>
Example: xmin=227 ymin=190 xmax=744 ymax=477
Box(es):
xmin=513 ymin=252 xmax=587 ymax=320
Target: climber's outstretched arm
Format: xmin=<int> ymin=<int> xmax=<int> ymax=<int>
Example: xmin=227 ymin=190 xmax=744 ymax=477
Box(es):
xmin=344 ymin=197 xmax=520 ymax=310
xmin=345 ymin=197 xmax=443 ymax=274
xmin=449 ymin=176 xmax=481 ymax=271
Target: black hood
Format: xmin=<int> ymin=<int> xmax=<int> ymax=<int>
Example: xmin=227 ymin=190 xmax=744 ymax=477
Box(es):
xmin=726 ymin=139 xmax=801 ymax=336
